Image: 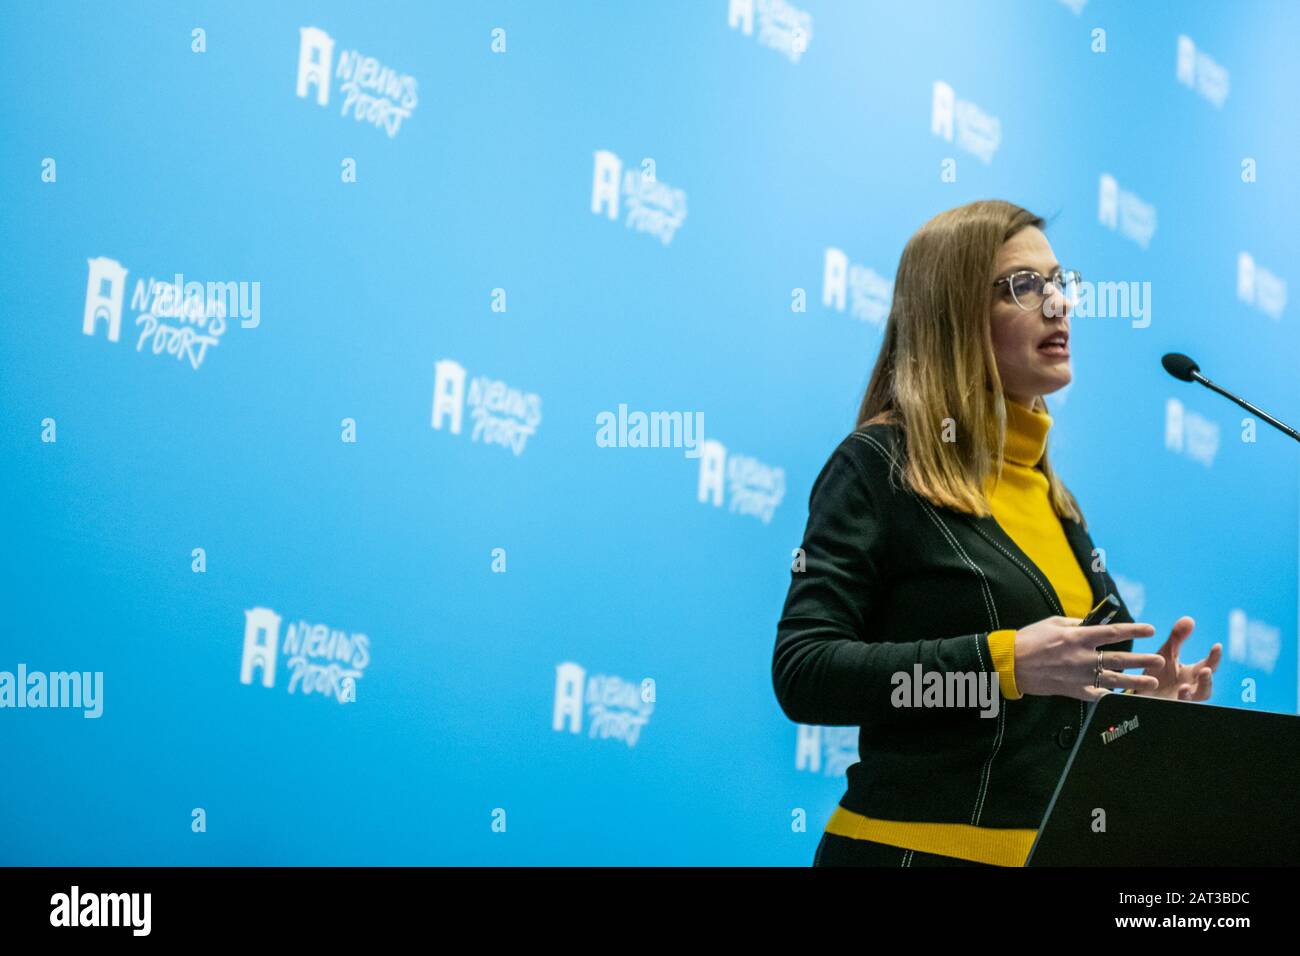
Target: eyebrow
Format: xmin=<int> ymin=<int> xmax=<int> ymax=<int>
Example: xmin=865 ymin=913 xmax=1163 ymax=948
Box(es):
xmin=998 ymin=262 xmax=1061 ymax=278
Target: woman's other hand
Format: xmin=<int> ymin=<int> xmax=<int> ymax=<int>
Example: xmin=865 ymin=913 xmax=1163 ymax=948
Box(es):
xmin=1132 ymin=615 xmax=1221 ymax=701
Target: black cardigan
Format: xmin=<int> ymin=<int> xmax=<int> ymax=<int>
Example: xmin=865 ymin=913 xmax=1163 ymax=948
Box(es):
xmin=772 ymin=422 xmax=1135 ymax=829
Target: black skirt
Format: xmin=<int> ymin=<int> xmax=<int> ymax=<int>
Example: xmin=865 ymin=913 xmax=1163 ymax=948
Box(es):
xmin=813 ymin=830 xmax=998 ymax=867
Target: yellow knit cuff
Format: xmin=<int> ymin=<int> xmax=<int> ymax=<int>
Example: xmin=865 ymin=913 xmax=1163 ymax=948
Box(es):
xmin=987 ymin=629 xmax=1021 ymax=700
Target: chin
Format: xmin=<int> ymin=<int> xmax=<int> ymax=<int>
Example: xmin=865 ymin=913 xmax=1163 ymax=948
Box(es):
xmin=1037 ymin=370 xmax=1072 ymax=395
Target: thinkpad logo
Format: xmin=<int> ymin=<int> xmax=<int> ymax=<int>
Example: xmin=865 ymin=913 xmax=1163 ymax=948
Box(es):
xmin=1099 ymin=715 xmax=1140 ymax=745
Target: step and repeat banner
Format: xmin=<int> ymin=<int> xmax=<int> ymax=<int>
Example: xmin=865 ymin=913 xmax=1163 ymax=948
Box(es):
xmin=2 ymin=1 xmax=1297 ymax=865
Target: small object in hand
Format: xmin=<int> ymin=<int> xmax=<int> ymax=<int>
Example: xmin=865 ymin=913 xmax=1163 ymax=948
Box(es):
xmin=1079 ymin=593 xmax=1122 ymax=628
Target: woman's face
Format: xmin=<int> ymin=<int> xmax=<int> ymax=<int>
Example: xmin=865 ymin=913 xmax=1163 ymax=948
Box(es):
xmin=989 ymin=226 xmax=1072 ymax=406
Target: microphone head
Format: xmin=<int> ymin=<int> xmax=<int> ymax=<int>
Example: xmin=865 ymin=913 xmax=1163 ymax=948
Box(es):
xmin=1161 ymin=352 xmax=1200 ymax=382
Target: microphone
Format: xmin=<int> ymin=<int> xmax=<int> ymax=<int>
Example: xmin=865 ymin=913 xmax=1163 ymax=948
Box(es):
xmin=1161 ymin=352 xmax=1300 ymax=443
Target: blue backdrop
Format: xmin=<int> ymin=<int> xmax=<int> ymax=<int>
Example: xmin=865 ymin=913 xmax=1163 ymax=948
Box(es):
xmin=2 ymin=0 xmax=1297 ymax=865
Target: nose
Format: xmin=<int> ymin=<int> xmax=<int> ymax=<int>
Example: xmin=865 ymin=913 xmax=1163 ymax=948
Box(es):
xmin=1042 ymin=283 xmax=1072 ymax=321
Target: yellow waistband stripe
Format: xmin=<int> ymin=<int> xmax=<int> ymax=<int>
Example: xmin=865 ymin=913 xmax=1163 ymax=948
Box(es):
xmin=825 ymin=805 xmax=1037 ymax=867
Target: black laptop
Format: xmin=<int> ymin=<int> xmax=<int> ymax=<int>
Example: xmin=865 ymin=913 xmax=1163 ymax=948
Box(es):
xmin=1026 ymin=691 xmax=1300 ymax=865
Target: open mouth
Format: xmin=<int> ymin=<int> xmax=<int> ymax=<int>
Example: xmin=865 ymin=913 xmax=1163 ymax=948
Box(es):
xmin=1038 ymin=330 xmax=1069 ymax=358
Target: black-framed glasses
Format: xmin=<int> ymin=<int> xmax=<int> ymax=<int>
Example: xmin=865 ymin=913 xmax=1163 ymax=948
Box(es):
xmin=993 ymin=268 xmax=1082 ymax=312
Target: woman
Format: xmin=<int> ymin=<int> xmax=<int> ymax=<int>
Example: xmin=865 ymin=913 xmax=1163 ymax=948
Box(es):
xmin=772 ymin=199 xmax=1223 ymax=867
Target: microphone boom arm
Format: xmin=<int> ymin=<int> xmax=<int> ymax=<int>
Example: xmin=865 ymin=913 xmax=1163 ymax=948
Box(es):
xmin=1191 ymin=371 xmax=1300 ymax=443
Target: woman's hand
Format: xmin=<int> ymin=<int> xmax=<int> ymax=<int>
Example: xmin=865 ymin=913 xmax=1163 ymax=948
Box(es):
xmin=1132 ymin=615 xmax=1221 ymax=700
xmin=1012 ymin=615 xmax=1164 ymax=701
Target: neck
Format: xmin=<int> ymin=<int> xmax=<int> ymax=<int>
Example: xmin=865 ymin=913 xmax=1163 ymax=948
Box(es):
xmin=1000 ymin=394 xmax=1052 ymax=467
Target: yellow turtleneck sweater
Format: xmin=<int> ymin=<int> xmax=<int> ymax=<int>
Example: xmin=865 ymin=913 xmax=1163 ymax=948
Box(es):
xmin=983 ymin=398 xmax=1095 ymax=698
xmin=824 ymin=397 xmax=1095 ymax=866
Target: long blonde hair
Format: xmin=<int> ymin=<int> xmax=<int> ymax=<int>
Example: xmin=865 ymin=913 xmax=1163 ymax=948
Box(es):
xmin=857 ymin=199 xmax=1083 ymax=525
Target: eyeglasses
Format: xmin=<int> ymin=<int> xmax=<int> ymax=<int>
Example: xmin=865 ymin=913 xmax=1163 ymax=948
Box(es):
xmin=993 ymin=268 xmax=1082 ymax=312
